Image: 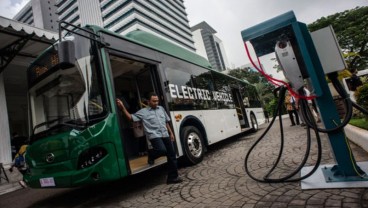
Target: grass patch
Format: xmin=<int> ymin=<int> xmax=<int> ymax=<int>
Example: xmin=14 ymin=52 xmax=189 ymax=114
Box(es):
xmin=349 ymin=118 xmax=368 ymax=130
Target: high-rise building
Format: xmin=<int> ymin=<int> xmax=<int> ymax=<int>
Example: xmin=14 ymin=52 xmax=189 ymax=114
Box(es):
xmin=13 ymin=0 xmax=58 ymax=32
xmin=54 ymin=0 xmax=195 ymax=51
xmin=191 ymin=21 xmax=229 ymax=71
xmin=55 ymin=0 xmax=103 ymax=28
xmin=14 ymin=0 xmax=195 ymax=51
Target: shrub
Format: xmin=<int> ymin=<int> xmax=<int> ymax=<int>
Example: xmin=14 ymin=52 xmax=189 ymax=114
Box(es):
xmin=355 ymin=83 xmax=368 ymax=119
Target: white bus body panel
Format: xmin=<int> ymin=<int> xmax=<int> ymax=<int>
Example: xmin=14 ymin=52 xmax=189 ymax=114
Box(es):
xmin=245 ymin=107 xmax=266 ymax=126
xmin=170 ymin=109 xmax=242 ymax=156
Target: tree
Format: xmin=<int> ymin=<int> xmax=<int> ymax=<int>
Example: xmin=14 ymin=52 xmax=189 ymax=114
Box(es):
xmin=308 ymin=6 xmax=368 ymax=71
xmin=228 ymin=68 xmax=277 ymax=114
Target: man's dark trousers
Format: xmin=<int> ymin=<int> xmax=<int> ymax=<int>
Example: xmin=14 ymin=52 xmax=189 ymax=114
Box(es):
xmin=149 ymin=137 xmax=178 ymax=180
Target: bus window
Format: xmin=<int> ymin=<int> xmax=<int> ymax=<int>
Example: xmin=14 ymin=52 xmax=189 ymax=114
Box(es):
xmin=192 ymin=71 xmax=217 ymax=110
xmin=136 ymin=68 xmax=155 ymax=105
xmin=165 ymin=67 xmax=216 ymax=110
xmin=212 ymin=72 xmax=235 ymax=109
xmin=165 ymin=68 xmax=194 ymax=110
xmin=249 ymin=88 xmax=262 ymax=108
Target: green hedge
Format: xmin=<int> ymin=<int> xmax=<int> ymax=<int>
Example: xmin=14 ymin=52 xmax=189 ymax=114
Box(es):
xmin=355 ymin=83 xmax=368 ymax=119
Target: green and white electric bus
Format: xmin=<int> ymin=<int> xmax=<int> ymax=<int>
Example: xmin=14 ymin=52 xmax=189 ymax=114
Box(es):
xmin=24 ymin=24 xmax=265 ymax=188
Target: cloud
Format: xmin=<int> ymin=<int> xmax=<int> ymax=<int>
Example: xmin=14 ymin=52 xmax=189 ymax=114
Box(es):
xmin=0 ymin=0 xmax=30 ymax=19
xmin=185 ymin=0 xmax=368 ymax=68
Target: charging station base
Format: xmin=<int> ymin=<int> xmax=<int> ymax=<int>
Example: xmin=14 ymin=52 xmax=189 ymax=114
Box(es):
xmin=301 ymin=161 xmax=368 ymax=190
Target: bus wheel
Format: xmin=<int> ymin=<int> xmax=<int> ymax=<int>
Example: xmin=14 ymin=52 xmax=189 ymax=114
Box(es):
xmin=181 ymin=126 xmax=204 ymax=165
xmin=250 ymin=113 xmax=258 ymax=132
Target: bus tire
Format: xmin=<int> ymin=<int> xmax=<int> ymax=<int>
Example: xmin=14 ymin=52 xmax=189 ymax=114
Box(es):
xmin=180 ymin=126 xmax=204 ymax=165
xmin=250 ymin=113 xmax=258 ymax=132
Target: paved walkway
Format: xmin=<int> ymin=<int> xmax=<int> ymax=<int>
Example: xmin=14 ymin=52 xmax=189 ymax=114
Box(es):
xmin=0 ymin=165 xmax=23 ymax=195
xmin=1 ymin=118 xmax=368 ymax=208
xmin=117 ymin=119 xmax=368 ymax=208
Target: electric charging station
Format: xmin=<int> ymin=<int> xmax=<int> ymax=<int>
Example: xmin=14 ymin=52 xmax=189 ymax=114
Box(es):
xmin=241 ymin=11 xmax=368 ymax=189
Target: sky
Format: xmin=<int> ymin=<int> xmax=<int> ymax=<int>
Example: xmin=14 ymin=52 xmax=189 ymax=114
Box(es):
xmin=0 ymin=0 xmax=29 ymax=19
xmin=184 ymin=0 xmax=368 ymax=79
xmin=1 ymin=0 xmax=367 ymax=77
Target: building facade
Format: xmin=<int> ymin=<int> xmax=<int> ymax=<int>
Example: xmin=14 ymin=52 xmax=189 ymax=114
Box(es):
xmin=13 ymin=0 xmax=195 ymax=51
xmin=13 ymin=0 xmax=58 ymax=32
xmin=53 ymin=0 xmax=195 ymax=51
xmin=191 ymin=21 xmax=229 ymax=71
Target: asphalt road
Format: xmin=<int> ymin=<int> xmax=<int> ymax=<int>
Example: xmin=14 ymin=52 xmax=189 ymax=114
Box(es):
xmin=1 ymin=118 xmax=368 ymax=208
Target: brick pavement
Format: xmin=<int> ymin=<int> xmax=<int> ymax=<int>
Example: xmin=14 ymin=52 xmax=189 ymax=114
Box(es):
xmin=116 ymin=118 xmax=368 ymax=208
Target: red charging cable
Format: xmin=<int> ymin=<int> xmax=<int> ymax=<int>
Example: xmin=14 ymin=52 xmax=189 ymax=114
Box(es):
xmin=243 ymin=41 xmax=316 ymax=100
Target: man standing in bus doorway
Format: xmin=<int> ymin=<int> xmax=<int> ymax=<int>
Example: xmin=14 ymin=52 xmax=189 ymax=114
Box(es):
xmin=116 ymin=92 xmax=183 ymax=184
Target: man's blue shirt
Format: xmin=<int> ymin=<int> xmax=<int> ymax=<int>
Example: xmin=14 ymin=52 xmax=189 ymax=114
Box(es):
xmin=131 ymin=106 xmax=171 ymax=139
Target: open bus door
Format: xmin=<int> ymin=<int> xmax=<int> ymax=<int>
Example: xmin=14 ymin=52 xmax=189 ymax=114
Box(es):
xmin=110 ymin=55 xmax=167 ymax=174
xmin=231 ymin=88 xmax=250 ymax=129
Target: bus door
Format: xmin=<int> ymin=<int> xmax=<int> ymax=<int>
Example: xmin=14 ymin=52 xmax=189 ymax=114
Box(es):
xmin=110 ymin=55 xmax=166 ymax=173
xmin=231 ymin=88 xmax=249 ymax=129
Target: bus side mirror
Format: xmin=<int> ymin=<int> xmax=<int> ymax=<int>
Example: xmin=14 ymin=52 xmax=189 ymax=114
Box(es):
xmin=57 ymin=40 xmax=75 ymax=69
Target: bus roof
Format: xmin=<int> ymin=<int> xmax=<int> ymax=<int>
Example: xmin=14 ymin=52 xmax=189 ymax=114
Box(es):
xmin=86 ymin=25 xmax=254 ymax=86
xmin=87 ymin=25 xmax=212 ymax=70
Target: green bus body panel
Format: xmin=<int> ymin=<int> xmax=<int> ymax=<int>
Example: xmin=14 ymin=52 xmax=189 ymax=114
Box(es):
xmin=24 ymin=114 xmax=128 ymax=188
xmin=98 ymin=47 xmax=131 ymax=180
xmin=88 ymin=25 xmax=212 ymax=69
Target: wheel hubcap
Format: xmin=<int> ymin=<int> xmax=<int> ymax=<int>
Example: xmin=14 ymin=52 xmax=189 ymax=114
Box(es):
xmin=187 ymin=132 xmax=202 ymax=158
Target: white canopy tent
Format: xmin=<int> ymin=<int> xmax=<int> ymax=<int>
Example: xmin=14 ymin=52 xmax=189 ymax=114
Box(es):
xmin=0 ymin=16 xmax=57 ymax=165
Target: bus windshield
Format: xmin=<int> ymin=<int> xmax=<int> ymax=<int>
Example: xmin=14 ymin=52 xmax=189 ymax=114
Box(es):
xmin=28 ymin=32 xmax=107 ymax=136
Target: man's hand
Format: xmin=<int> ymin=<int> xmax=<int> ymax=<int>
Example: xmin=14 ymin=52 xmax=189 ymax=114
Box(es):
xmin=170 ymin=133 xmax=175 ymax=141
xmin=166 ymin=123 xmax=175 ymax=141
xmin=117 ymin=98 xmax=133 ymax=121
xmin=116 ymin=99 xmax=125 ymax=110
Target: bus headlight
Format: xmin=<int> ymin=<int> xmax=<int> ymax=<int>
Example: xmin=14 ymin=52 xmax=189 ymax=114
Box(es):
xmin=77 ymin=147 xmax=107 ymax=169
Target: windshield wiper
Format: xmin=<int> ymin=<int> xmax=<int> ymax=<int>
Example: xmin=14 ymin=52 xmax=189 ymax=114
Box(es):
xmin=32 ymin=117 xmax=86 ymax=135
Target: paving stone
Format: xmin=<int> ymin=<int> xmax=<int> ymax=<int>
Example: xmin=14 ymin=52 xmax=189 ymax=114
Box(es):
xmin=343 ymin=197 xmax=359 ymax=203
xmin=288 ymin=199 xmax=306 ymax=206
xmin=307 ymin=198 xmax=325 ymax=205
xmin=294 ymin=193 xmax=311 ymax=200
xmin=270 ymin=202 xmax=288 ymax=208
xmin=262 ymin=195 xmax=279 ymax=202
xmin=276 ymin=195 xmax=294 ymax=202
xmin=340 ymin=191 xmax=360 ymax=199
xmin=255 ymin=201 xmax=272 ymax=207
xmin=231 ymin=200 xmax=246 ymax=207
xmin=284 ymin=189 xmax=301 ymax=196
xmin=329 ymin=195 xmax=344 ymax=200
xmin=325 ymin=199 xmax=342 ymax=207
xmin=103 ymin=121 xmax=368 ymax=207
xmin=306 ymin=205 xmax=323 ymax=208
xmin=241 ymin=204 xmax=255 ymax=208
xmin=310 ymin=192 xmax=331 ymax=199
xmin=342 ymin=203 xmax=361 ymax=208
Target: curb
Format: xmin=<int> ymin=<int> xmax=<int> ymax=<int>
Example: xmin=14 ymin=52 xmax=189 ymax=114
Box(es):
xmin=0 ymin=182 xmax=23 ymax=195
xmin=345 ymin=124 xmax=368 ymax=152
xmin=0 ymin=166 xmax=25 ymax=196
